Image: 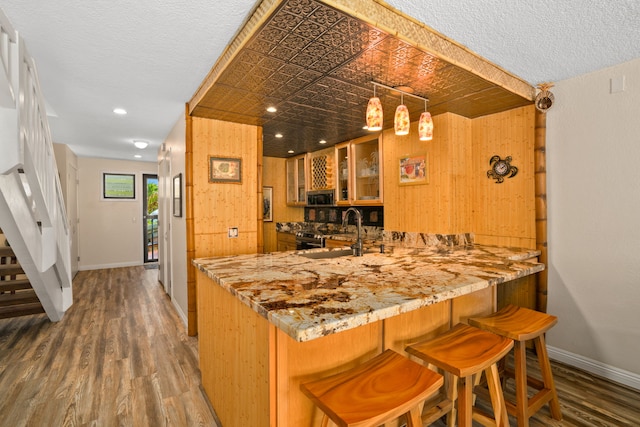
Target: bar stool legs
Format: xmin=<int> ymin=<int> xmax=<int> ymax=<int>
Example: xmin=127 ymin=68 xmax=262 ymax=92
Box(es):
xmin=406 ymin=323 xmax=513 ymax=427
xmin=469 ymin=304 xmax=563 ymax=427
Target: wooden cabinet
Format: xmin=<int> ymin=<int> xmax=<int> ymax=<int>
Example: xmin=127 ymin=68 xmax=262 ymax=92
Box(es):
xmin=335 ymin=134 xmax=383 ymax=206
xmin=308 ymin=147 xmax=335 ymax=190
xmin=286 ymin=154 xmax=307 ymax=206
xmin=276 ymin=232 xmax=297 ymax=251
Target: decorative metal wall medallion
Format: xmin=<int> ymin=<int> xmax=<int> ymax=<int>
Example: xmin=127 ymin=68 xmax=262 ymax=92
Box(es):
xmin=535 ymin=82 xmax=555 ymax=113
xmin=487 ymin=155 xmax=518 ymax=183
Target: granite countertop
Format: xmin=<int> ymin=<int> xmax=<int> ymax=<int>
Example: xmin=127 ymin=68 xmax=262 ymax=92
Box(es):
xmin=192 ymin=243 xmax=544 ymax=342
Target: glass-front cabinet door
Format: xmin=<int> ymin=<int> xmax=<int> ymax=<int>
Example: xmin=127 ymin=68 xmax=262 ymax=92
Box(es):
xmin=352 ymin=135 xmax=382 ymax=205
xmin=286 ymin=154 xmax=307 ymax=206
xmin=335 ymin=142 xmax=351 ymax=205
xmin=333 ymin=134 xmax=383 ymax=206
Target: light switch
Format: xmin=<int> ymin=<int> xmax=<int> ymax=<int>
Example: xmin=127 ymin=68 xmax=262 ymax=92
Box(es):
xmin=610 ymin=75 xmax=626 ymax=93
xmin=228 ymin=227 xmax=239 ymax=238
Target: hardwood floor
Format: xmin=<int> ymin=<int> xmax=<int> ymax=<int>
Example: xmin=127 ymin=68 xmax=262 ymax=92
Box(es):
xmin=0 ymin=267 xmax=217 ymax=427
xmin=0 ymin=266 xmax=638 ymax=426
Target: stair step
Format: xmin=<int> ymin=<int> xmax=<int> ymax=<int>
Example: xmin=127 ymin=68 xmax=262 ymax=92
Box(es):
xmin=0 ymin=246 xmax=15 ymax=257
xmin=0 ymin=263 xmax=24 ymax=276
xmin=0 ymin=289 xmax=40 ymax=307
xmin=0 ymin=302 xmax=45 ymax=319
xmin=0 ymin=279 xmax=32 ymax=292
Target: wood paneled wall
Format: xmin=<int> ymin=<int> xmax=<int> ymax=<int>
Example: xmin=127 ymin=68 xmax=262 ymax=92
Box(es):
xmin=262 ymin=156 xmax=304 ymax=253
xmin=471 ymin=106 xmax=536 ymax=248
xmin=383 ymin=106 xmax=535 ymax=247
xmin=187 ymin=117 xmax=261 ymax=334
xmin=191 ymin=117 xmax=261 ymax=257
xmin=383 ymin=112 xmax=473 ymax=233
xmin=383 ymin=105 xmax=537 ymax=310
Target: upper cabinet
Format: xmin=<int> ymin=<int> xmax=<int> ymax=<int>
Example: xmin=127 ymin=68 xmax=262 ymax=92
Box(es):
xmin=308 ymin=147 xmax=335 ymax=191
xmin=286 ymin=154 xmax=307 ymax=206
xmin=335 ymin=134 xmax=383 ymax=206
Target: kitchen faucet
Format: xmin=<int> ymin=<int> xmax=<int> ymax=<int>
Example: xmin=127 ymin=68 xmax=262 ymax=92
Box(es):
xmin=342 ymin=207 xmax=363 ymax=256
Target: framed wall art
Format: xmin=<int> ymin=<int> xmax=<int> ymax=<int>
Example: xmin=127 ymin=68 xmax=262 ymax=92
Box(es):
xmin=103 ymin=172 xmax=136 ymax=199
xmin=399 ymin=154 xmax=428 ymax=185
xmin=209 ymin=156 xmax=242 ymax=183
xmin=173 ymin=173 xmax=182 ymax=217
xmin=263 ymin=186 xmax=273 ymax=222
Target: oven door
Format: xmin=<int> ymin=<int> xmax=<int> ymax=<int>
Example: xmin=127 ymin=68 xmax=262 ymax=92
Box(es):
xmin=296 ymin=236 xmax=324 ymax=250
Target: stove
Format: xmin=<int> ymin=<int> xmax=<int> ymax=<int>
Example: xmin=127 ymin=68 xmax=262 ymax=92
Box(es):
xmin=295 ymin=231 xmax=325 ymax=249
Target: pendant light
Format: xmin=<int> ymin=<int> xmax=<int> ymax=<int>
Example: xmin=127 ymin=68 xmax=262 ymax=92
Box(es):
xmin=365 ymin=85 xmax=383 ymax=131
xmin=394 ymin=94 xmax=410 ymax=135
xmin=418 ymin=99 xmax=433 ymax=141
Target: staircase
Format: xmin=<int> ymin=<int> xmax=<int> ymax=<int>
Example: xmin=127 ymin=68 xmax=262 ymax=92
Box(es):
xmin=0 ymin=9 xmax=72 ymax=321
xmin=0 ymin=240 xmax=45 ymax=318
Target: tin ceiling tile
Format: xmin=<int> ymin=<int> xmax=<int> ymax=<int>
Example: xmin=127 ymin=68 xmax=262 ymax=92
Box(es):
xmin=193 ymin=0 xmax=532 ymax=157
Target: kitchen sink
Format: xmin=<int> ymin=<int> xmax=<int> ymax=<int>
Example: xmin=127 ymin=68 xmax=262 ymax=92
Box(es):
xmin=297 ymin=249 xmax=355 ymax=259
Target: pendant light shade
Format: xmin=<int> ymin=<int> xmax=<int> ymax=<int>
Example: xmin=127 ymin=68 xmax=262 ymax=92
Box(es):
xmin=394 ymin=94 xmax=410 ymax=135
xmin=418 ymin=111 xmax=433 ymax=141
xmin=366 ymin=97 xmax=383 ymax=131
xmin=366 ymin=85 xmax=383 ymax=131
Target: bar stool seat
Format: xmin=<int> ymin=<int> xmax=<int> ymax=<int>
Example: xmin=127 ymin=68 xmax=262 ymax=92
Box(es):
xmin=469 ymin=304 xmax=563 ymax=427
xmin=300 ymin=349 xmax=443 ymax=427
xmin=406 ymin=323 xmax=513 ymax=427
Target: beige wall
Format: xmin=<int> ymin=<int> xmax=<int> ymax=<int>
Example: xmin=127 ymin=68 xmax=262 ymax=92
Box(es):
xmin=77 ymin=157 xmax=157 ymax=270
xmin=547 ymin=57 xmax=640 ymax=387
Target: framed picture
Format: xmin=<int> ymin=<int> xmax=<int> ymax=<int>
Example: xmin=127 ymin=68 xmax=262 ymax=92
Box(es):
xmin=263 ymin=186 xmax=273 ymax=222
xmin=173 ymin=173 xmax=182 ymax=217
xmin=103 ymin=173 xmax=135 ymax=199
xmin=209 ymin=156 xmax=242 ymax=183
xmin=399 ymin=154 xmax=428 ymax=185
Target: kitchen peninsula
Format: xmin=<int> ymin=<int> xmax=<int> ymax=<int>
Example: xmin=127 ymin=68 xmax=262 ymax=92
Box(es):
xmin=193 ymin=238 xmax=543 ymax=426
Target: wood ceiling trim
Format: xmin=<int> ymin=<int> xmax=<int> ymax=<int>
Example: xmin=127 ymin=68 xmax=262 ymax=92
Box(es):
xmin=189 ymin=0 xmax=284 ymax=113
xmin=317 ymin=0 xmax=535 ymax=101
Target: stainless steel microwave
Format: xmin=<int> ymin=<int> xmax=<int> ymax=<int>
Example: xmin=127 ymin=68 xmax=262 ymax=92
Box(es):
xmin=307 ymin=190 xmax=334 ymax=206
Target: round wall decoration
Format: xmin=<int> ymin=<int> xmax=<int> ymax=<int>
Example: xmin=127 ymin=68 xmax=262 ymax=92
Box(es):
xmin=535 ymin=82 xmax=555 ymax=113
xmin=487 ymin=155 xmax=518 ymax=183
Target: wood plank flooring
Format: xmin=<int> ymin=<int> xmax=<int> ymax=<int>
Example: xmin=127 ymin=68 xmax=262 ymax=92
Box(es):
xmin=0 ymin=267 xmax=217 ymax=427
xmin=0 ymin=266 xmax=638 ymax=426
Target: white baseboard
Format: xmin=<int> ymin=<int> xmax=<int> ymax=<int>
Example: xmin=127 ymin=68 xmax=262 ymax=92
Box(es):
xmin=547 ymin=345 xmax=640 ymax=391
xmin=172 ymin=297 xmax=188 ymax=328
xmin=78 ymin=261 xmax=141 ymax=271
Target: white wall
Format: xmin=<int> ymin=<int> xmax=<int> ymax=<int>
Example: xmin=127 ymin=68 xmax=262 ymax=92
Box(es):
xmin=158 ymin=117 xmax=188 ymax=327
xmin=546 ymin=57 xmax=640 ymax=389
xmin=77 ymin=157 xmax=158 ymax=270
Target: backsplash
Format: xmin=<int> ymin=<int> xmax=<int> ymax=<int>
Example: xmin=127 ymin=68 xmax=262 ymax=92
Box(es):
xmin=304 ymin=206 xmax=384 ymax=227
xmin=382 ymin=231 xmax=474 ymax=247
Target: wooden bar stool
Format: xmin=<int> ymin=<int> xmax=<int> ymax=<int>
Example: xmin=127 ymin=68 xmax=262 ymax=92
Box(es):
xmin=469 ymin=304 xmax=563 ymax=427
xmin=300 ymin=349 xmax=443 ymax=427
xmin=405 ymin=323 xmax=513 ymax=427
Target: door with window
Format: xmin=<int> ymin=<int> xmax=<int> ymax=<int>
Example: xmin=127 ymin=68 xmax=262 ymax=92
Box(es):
xmin=143 ymin=174 xmax=159 ymax=263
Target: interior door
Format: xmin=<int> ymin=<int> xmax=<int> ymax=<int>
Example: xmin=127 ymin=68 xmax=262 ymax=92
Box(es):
xmin=67 ymin=163 xmax=79 ymax=277
xmin=143 ymin=174 xmax=159 ymax=263
xmin=158 ymin=154 xmax=172 ymax=295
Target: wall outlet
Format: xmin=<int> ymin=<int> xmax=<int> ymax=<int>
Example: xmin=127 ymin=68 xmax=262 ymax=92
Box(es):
xmin=228 ymin=227 xmax=238 ymax=238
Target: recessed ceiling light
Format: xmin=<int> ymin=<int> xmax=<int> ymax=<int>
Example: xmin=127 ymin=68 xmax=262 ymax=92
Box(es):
xmin=287 ymin=149 xmax=294 ymax=154
xmin=319 ymin=140 xmax=327 ymax=144
xmin=134 ymin=154 xmax=142 ymax=159
xmin=133 ymin=140 xmax=148 ymax=149
xmin=113 ymin=108 xmax=127 ymax=115
xmin=275 ymin=133 xmax=283 ymax=138
xmin=266 ymin=106 xmax=277 ymax=113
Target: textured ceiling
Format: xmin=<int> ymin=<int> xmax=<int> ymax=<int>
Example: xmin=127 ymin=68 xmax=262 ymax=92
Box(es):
xmin=1 ymin=0 xmax=639 ymax=161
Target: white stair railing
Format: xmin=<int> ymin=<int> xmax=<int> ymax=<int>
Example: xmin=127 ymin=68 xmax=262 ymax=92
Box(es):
xmin=0 ymin=9 xmax=72 ymax=320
